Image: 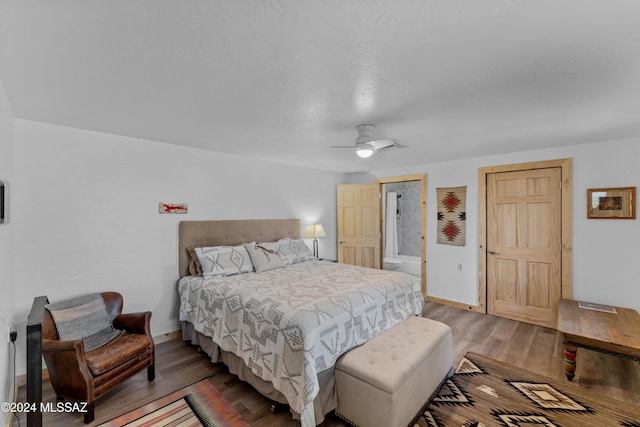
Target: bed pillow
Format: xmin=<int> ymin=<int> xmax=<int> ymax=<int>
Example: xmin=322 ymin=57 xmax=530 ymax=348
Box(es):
xmin=186 ymin=245 xmax=203 ymax=276
xmin=244 ymin=241 xmax=284 ymax=273
xmin=277 ymin=237 xmax=316 ymax=265
xmin=195 ymin=245 xmax=255 ymax=279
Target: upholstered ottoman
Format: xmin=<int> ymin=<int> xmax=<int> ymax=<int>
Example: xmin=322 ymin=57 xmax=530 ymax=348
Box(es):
xmin=335 ymin=316 xmax=453 ymax=427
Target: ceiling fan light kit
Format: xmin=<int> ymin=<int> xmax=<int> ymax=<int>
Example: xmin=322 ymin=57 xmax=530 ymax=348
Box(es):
xmin=356 ymin=145 xmax=375 ymax=158
xmin=331 ymin=124 xmax=406 ymax=159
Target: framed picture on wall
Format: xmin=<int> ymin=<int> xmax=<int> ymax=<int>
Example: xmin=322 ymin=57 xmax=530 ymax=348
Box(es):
xmin=587 ymin=187 xmax=636 ymax=219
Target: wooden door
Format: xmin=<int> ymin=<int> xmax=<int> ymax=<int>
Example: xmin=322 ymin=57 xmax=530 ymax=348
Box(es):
xmin=487 ymin=168 xmax=562 ymax=328
xmin=337 ymin=184 xmax=380 ymax=268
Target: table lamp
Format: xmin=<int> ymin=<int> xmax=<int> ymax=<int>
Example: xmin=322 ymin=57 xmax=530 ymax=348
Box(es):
xmin=304 ymin=224 xmax=326 ymax=258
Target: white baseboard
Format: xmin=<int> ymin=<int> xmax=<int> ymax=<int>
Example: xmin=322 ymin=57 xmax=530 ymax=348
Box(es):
xmin=153 ymin=330 xmax=182 ymax=345
xmin=426 ymin=296 xmax=478 ymax=311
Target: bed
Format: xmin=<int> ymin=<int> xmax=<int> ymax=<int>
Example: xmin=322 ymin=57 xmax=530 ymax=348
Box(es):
xmin=177 ymin=219 xmax=424 ymax=426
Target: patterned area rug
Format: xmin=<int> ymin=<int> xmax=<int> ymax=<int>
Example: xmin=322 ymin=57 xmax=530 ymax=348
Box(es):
xmin=98 ymin=379 xmax=250 ymax=427
xmin=414 ymin=352 xmax=640 ymax=427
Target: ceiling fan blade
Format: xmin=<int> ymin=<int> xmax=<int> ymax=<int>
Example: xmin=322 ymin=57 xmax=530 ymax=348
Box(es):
xmin=330 ymin=145 xmax=357 ymax=149
xmin=376 ymin=141 xmax=407 ymax=152
xmin=370 ymin=138 xmax=396 ymax=150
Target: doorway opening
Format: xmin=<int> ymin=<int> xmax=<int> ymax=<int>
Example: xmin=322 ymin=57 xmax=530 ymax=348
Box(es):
xmin=377 ymin=174 xmax=427 ymax=298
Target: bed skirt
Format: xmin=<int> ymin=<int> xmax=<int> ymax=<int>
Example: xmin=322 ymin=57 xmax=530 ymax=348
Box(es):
xmin=180 ymin=321 xmax=337 ymax=424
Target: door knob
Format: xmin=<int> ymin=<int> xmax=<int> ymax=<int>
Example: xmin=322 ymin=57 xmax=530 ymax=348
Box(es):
xmin=487 ymin=249 xmax=499 ymax=255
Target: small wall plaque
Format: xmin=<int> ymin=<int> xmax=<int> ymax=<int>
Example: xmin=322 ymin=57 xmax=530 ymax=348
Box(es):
xmin=159 ymin=202 xmax=188 ymax=214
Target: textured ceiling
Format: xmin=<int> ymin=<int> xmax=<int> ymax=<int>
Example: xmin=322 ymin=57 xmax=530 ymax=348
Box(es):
xmin=1 ymin=0 xmax=639 ymax=173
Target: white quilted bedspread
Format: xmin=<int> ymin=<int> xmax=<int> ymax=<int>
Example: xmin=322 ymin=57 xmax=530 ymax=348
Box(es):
xmin=178 ymin=260 xmax=423 ymax=426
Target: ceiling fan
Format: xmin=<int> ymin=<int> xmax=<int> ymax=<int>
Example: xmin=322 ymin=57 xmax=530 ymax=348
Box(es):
xmin=331 ymin=124 xmax=406 ymax=158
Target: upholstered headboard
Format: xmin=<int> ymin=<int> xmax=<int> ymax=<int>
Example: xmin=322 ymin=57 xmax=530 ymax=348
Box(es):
xmin=178 ymin=218 xmax=301 ymax=277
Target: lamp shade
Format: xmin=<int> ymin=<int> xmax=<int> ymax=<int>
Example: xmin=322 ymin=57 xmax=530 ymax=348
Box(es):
xmin=304 ymin=224 xmax=326 ymax=238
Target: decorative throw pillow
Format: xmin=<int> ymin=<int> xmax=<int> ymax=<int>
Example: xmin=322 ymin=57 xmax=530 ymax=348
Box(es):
xmin=46 ymin=293 xmax=122 ymax=352
xmin=186 ymin=245 xmax=203 ymax=276
xmin=278 ymin=237 xmax=316 ymax=265
xmin=195 ymin=245 xmax=255 ymax=279
xmin=244 ymin=241 xmax=284 ymax=273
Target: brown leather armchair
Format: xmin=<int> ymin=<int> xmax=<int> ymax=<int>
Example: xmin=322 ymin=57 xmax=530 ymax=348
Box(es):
xmin=42 ymin=291 xmax=155 ymax=423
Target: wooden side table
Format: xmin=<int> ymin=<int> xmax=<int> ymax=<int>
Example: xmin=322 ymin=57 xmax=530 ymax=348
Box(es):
xmin=557 ymin=299 xmax=640 ymax=381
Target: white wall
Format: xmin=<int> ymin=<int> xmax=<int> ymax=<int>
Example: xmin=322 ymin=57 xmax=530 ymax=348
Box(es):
xmin=10 ymin=119 xmax=640 ymax=377
xmin=0 ymin=78 xmax=15 ymax=426
xmin=12 ymin=119 xmax=343 ymax=376
xmin=352 ymin=139 xmax=640 ymax=313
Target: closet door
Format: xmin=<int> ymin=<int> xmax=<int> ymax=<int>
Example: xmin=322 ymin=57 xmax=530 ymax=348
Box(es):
xmin=486 ymin=167 xmax=562 ymax=328
xmin=337 ymin=184 xmax=380 ymax=268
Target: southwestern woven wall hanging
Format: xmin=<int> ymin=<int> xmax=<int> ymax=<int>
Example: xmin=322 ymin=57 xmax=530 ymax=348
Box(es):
xmin=437 ymin=186 xmax=467 ymax=246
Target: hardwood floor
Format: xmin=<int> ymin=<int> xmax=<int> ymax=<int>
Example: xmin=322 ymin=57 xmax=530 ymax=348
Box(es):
xmin=13 ymin=302 xmax=640 ymax=426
